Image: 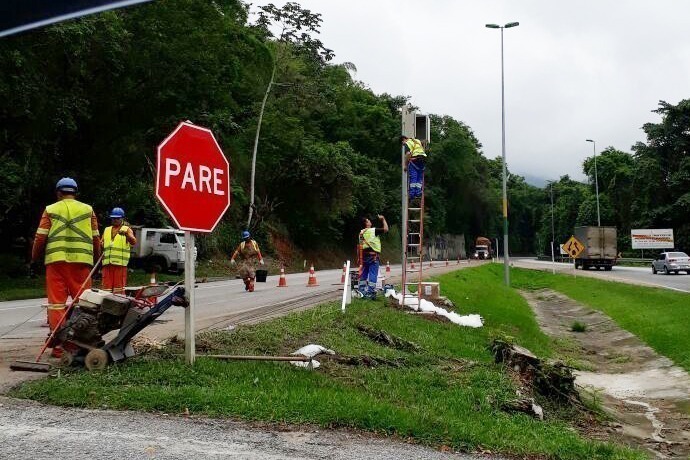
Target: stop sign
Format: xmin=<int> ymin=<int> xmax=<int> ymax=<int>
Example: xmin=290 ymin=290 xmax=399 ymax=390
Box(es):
xmin=156 ymin=122 xmax=231 ymax=232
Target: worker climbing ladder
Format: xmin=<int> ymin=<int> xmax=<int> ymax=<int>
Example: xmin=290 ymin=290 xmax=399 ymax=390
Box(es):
xmin=400 ymin=106 xmax=430 ymax=306
xmin=401 ymin=177 xmax=425 ymax=305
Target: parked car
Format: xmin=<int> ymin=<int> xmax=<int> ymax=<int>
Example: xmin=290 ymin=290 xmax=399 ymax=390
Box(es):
xmin=651 ymin=251 xmax=690 ymax=275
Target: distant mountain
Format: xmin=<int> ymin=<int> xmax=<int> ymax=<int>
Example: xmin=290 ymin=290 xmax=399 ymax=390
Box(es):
xmin=520 ymin=173 xmax=553 ymax=188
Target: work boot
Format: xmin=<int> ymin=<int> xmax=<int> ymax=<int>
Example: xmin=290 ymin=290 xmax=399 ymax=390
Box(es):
xmin=244 ymin=278 xmax=250 ymax=291
xmin=248 ymin=278 xmax=255 ymax=292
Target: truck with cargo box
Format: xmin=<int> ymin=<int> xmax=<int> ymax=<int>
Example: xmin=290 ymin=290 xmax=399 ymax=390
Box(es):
xmin=573 ymin=226 xmax=617 ymax=270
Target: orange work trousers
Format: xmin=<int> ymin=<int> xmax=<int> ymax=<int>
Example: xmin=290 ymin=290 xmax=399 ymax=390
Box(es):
xmin=101 ymin=265 xmax=128 ymax=294
xmin=46 ymin=262 xmax=92 ymax=305
xmin=45 ymin=262 xmax=92 ymax=332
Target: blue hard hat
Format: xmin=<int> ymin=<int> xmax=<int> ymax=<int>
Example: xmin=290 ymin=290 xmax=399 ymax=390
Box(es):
xmin=241 ymin=230 xmax=251 ymax=239
xmin=55 ymin=177 xmax=78 ymax=193
xmin=109 ymin=207 xmax=125 ymax=218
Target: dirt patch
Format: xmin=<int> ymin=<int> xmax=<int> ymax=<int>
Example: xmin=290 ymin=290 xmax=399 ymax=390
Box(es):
xmin=521 ymin=289 xmax=690 ymax=458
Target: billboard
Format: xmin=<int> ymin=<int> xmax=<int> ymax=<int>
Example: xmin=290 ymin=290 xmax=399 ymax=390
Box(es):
xmin=631 ymin=229 xmax=674 ymax=249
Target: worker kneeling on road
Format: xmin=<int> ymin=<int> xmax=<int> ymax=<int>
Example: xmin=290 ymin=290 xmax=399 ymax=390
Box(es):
xmin=30 ymin=177 xmax=101 ymax=358
xmin=230 ymin=230 xmax=264 ymax=292
xmin=358 ymin=215 xmax=388 ymax=300
xmin=101 ymin=207 xmax=137 ymax=294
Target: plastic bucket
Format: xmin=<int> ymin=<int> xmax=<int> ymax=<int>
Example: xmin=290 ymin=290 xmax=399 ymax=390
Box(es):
xmin=255 ymin=269 xmax=268 ymax=283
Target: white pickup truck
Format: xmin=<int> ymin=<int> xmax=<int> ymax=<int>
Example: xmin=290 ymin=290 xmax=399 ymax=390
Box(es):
xmin=130 ymin=226 xmax=197 ymax=273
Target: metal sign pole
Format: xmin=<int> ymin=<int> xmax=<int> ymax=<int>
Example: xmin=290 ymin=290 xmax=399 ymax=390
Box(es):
xmin=184 ymin=231 xmax=195 ymax=364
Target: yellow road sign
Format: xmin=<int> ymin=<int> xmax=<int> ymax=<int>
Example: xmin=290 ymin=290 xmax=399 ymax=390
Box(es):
xmin=563 ymin=236 xmax=585 ymax=258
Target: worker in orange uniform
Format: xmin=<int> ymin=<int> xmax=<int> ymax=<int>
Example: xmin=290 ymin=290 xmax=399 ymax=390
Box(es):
xmin=30 ymin=178 xmax=101 ymax=357
xmin=101 ymin=207 xmax=137 ymax=294
xmin=230 ymin=230 xmax=264 ymax=292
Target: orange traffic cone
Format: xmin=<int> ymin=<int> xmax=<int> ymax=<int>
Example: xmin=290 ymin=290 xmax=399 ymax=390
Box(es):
xmin=277 ymin=266 xmax=288 ymax=287
xmin=340 ymin=263 xmax=347 ymax=283
xmin=306 ymin=264 xmax=319 ymax=286
xmin=385 ymin=261 xmax=391 ymax=277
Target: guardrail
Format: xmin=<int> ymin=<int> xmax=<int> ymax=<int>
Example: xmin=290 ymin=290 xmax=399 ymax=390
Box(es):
xmin=536 ymin=256 xmax=653 ymax=265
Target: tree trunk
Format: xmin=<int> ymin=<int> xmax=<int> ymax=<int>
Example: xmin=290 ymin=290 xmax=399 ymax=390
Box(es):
xmin=247 ymin=61 xmax=276 ymax=230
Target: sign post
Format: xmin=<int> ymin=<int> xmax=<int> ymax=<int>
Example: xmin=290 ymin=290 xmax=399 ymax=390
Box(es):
xmin=156 ymin=121 xmax=231 ymax=365
xmin=184 ymin=232 xmax=195 ymax=363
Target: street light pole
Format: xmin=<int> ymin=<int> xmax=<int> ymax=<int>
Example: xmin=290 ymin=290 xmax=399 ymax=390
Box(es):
xmin=486 ymin=21 xmax=519 ymax=286
xmin=586 ymin=139 xmax=601 ymax=226
xmin=550 ymin=182 xmax=555 ymax=274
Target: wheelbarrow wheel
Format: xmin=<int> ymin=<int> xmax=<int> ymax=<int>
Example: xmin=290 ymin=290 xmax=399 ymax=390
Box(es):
xmin=59 ymin=351 xmax=74 ymax=367
xmin=85 ymin=349 xmax=109 ymax=371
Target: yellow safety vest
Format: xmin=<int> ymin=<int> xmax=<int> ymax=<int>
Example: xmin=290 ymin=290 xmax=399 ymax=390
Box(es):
xmin=360 ymin=228 xmax=381 ymax=253
xmin=405 ymin=138 xmax=426 ymax=157
xmin=44 ymin=199 xmax=96 ymax=265
xmin=103 ymin=226 xmax=132 ymax=267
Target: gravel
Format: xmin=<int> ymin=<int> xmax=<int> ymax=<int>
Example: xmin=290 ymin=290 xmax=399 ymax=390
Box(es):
xmin=0 ymin=397 xmax=496 ymax=460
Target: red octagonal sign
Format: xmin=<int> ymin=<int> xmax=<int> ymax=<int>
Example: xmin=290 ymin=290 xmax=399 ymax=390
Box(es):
xmin=156 ymin=122 xmax=231 ymax=232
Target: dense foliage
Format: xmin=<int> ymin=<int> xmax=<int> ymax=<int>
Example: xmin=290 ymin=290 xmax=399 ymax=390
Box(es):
xmin=1 ymin=0 xmax=687 ymax=266
xmin=537 ymin=99 xmax=690 ymax=255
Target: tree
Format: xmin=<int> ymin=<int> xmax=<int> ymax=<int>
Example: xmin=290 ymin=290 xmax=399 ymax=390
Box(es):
xmin=246 ymin=2 xmax=334 ymax=229
xmin=631 ymin=99 xmax=690 ymax=249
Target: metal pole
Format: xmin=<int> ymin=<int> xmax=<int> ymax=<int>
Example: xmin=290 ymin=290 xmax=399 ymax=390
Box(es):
xmin=593 ymin=140 xmax=601 ymax=226
xmin=184 ymin=231 xmax=195 ymax=365
xmin=401 ymin=140 xmax=408 ymax=304
xmin=500 ymin=27 xmax=510 ymax=286
xmin=550 ymin=183 xmax=555 ymax=274
xmin=586 ymin=139 xmax=601 ymax=226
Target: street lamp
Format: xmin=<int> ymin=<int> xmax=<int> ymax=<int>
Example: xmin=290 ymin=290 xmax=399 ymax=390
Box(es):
xmin=486 ymin=21 xmax=519 ymax=286
xmin=585 ymin=139 xmax=601 ymax=226
xmin=550 ymin=182 xmax=556 ymax=274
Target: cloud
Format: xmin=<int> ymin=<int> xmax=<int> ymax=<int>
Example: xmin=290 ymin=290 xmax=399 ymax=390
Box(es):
xmin=254 ymin=0 xmax=690 ymax=180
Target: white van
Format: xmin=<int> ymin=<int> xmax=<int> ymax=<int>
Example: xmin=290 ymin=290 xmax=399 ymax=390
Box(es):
xmin=130 ymin=226 xmax=197 ymax=273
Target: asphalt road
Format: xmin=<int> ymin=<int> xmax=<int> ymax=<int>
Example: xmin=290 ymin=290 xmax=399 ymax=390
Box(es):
xmin=1 ymin=262 xmax=489 ymax=460
xmin=512 ymin=258 xmax=690 ymax=293
xmin=0 ymin=262 xmax=471 ymax=391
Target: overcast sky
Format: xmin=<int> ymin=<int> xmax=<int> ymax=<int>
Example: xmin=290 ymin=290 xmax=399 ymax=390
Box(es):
xmin=252 ymin=0 xmax=690 ymax=182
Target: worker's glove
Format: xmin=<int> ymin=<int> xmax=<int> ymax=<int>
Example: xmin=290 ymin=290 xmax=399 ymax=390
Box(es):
xmin=230 ymin=259 xmax=236 ymax=266
xmin=118 ymin=229 xmax=127 ymax=235
xmin=28 ymin=261 xmax=38 ymax=279
xmin=259 ymin=259 xmax=265 ymax=266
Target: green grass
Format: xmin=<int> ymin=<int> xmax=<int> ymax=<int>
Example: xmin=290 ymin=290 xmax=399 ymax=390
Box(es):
xmin=12 ymin=265 xmax=642 ymax=459
xmin=0 ymin=271 xmax=183 ymax=301
xmin=512 ymin=267 xmax=690 ymax=373
xmin=571 ymin=321 xmax=587 ymax=333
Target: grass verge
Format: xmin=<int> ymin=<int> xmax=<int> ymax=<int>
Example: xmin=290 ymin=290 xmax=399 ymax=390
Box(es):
xmin=12 ymin=264 xmax=642 ymax=459
xmin=512 ymin=267 xmax=690 ymax=372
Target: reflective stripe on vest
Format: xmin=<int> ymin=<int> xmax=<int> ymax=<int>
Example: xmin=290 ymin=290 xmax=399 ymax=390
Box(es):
xmin=405 ymin=138 xmax=426 ymax=157
xmin=45 ymin=199 xmax=94 ymax=265
xmin=103 ymin=225 xmax=131 ymax=266
xmin=360 ymin=228 xmax=381 ymax=253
